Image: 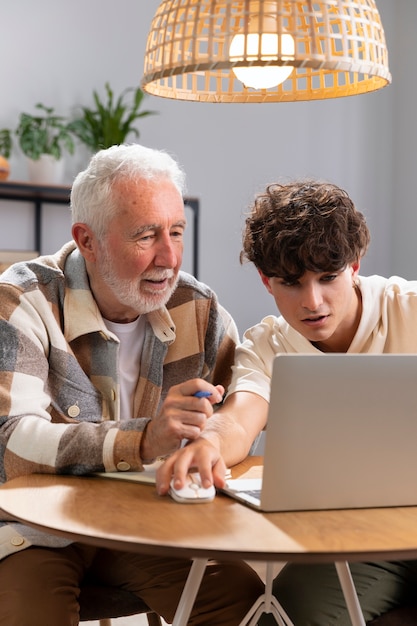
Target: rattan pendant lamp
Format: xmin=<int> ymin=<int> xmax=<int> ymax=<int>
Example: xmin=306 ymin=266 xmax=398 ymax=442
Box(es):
xmin=142 ymin=0 xmax=391 ymax=103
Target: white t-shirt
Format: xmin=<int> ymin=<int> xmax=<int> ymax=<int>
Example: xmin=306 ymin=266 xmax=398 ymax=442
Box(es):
xmin=104 ymin=315 xmax=146 ymax=420
xmin=227 ymin=274 xmax=417 ymax=403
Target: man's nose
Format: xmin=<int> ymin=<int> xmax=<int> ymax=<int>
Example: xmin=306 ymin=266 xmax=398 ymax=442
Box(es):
xmin=154 ymin=235 xmax=179 ymax=268
xmin=301 ymin=284 xmax=323 ymax=311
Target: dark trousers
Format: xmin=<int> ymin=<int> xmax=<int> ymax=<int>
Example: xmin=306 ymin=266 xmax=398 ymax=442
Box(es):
xmin=258 ymin=561 xmax=417 ymax=626
xmin=0 ymin=543 xmax=264 ymax=626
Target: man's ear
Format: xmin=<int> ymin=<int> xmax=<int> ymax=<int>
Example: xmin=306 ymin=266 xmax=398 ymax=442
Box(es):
xmin=351 ymin=260 xmax=361 ymax=282
xmin=258 ymin=269 xmax=273 ymax=295
xmin=72 ymin=223 xmax=97 ymax=262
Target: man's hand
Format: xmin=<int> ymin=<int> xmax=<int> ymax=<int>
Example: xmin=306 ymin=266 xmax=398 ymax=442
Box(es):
xmin=154 ymin=390 xmax=270 ymax=496
xmin=139 ymin=379 xmax=224 ymax=463
xmin=155 ymin=437 xmax=227 ymax=496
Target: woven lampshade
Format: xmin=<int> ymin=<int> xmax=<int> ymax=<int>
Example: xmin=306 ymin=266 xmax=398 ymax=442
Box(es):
xmin=142 ymin=0 xmax=391 ymax=103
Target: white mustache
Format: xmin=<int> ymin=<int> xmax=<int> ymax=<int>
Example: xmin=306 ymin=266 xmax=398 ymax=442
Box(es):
xmin=141 ymin=271 xmax=174 ymax=281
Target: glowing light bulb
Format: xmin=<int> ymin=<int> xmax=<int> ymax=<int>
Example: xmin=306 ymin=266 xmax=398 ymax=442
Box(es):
xmin=229 ymin=13 xmax=295 ymax=90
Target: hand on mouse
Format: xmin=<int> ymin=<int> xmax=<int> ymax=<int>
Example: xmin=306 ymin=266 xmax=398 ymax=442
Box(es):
xmin=169 ymin=472 xmax=216 ymax=503
xmin=156 ymin=437 xmax=227 ymax=497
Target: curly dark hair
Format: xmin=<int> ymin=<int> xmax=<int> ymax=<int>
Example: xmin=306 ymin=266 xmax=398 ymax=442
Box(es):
xmin=241 ymin=180 xmax=370 ymax=280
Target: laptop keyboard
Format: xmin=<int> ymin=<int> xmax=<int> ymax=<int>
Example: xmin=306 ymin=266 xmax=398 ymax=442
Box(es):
xmin=245 ymin=489 xmax=262 ymax=499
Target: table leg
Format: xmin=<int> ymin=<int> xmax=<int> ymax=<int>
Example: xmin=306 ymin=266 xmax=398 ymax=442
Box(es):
xmin=171 ymin=559 xmax=365 ymax=626
xmin=335 ymin=562 xmax=366 ymax=626
xmin=238 ymin=562 xmax=295 ymax=626
xmin=172 ymin=558 xmax=208 ymax=626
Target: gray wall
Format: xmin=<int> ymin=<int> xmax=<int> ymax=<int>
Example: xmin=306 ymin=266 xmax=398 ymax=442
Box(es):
xmin=0 ymin=1 xmax=414 ymax=335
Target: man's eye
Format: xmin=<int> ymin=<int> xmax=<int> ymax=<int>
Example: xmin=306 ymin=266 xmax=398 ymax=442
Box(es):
xmin=322 ymin=274 xmax=337 ymax=282
xmin=139 ymin=233 xmax=155 ymax=242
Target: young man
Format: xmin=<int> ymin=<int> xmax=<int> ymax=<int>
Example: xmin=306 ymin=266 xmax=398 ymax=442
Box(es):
xmin=159 ymin=180 xmax=417 ymax=625
xmin=0 ymin=144 xmax=263 ymax=625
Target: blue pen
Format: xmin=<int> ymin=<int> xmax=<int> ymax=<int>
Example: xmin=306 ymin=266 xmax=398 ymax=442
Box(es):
xmin=194 ymin=390 xmax=212 ymax=398
xmin=180 ymin=390 xmax=213 ymax=448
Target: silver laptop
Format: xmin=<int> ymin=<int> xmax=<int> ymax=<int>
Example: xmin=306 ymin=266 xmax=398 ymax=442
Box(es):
xmin=222 ymin=353 xmax=417 ymax=512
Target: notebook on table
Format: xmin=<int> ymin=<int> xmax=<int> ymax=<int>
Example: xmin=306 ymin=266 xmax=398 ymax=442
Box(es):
xmin=221 ymin=353 xmax=417 ymax=512
xmin=93 ymin=459 xmax=163 ymax=484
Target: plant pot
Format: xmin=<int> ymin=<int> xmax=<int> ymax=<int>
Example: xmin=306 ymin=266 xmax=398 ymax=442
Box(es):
xmin=0 ymin=155 xmax=10 ymax=181
xmin=27 ymin=154 xmax=64 ymax=185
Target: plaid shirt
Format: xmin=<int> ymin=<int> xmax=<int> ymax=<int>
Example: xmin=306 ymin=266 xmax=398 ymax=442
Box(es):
xmin=0 ymin=241 xmax=239 ymax=557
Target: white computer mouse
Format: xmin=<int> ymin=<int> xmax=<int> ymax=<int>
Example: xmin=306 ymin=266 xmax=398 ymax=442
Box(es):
xmin=169 ymin=472 xmax=216 ymax=504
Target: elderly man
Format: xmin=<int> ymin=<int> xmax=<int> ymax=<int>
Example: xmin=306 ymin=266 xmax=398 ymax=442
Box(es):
xmin=0 ymin=144 xmax=263 ymax=626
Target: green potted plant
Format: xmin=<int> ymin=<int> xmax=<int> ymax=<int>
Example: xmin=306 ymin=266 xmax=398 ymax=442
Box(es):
xmin=0 ymin=128 xmax=12 ymax=159
xmin=69 ymin=82 xmax=157 ymax=151
xmin=0 ymin=129 xmax=12 ymax=181
xmin=15 ymin=103 xmax=75 ymax=184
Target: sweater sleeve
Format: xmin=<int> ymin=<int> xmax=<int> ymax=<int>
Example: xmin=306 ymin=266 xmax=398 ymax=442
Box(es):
xmin=0 ymin=281 xmax=149 ymax=482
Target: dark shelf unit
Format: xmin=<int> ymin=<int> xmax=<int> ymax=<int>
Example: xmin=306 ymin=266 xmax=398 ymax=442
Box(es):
xmin=0 ymin=181 xmax=200 ymax=279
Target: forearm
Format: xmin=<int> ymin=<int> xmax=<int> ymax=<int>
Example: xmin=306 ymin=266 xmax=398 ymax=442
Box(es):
xmin=1 ymin=412 xmax=152 ymax=480
xmin=200 ymin=391 xmax=268 ymax=467
xmin=199 ymin=415 xmax=253 ymax=467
